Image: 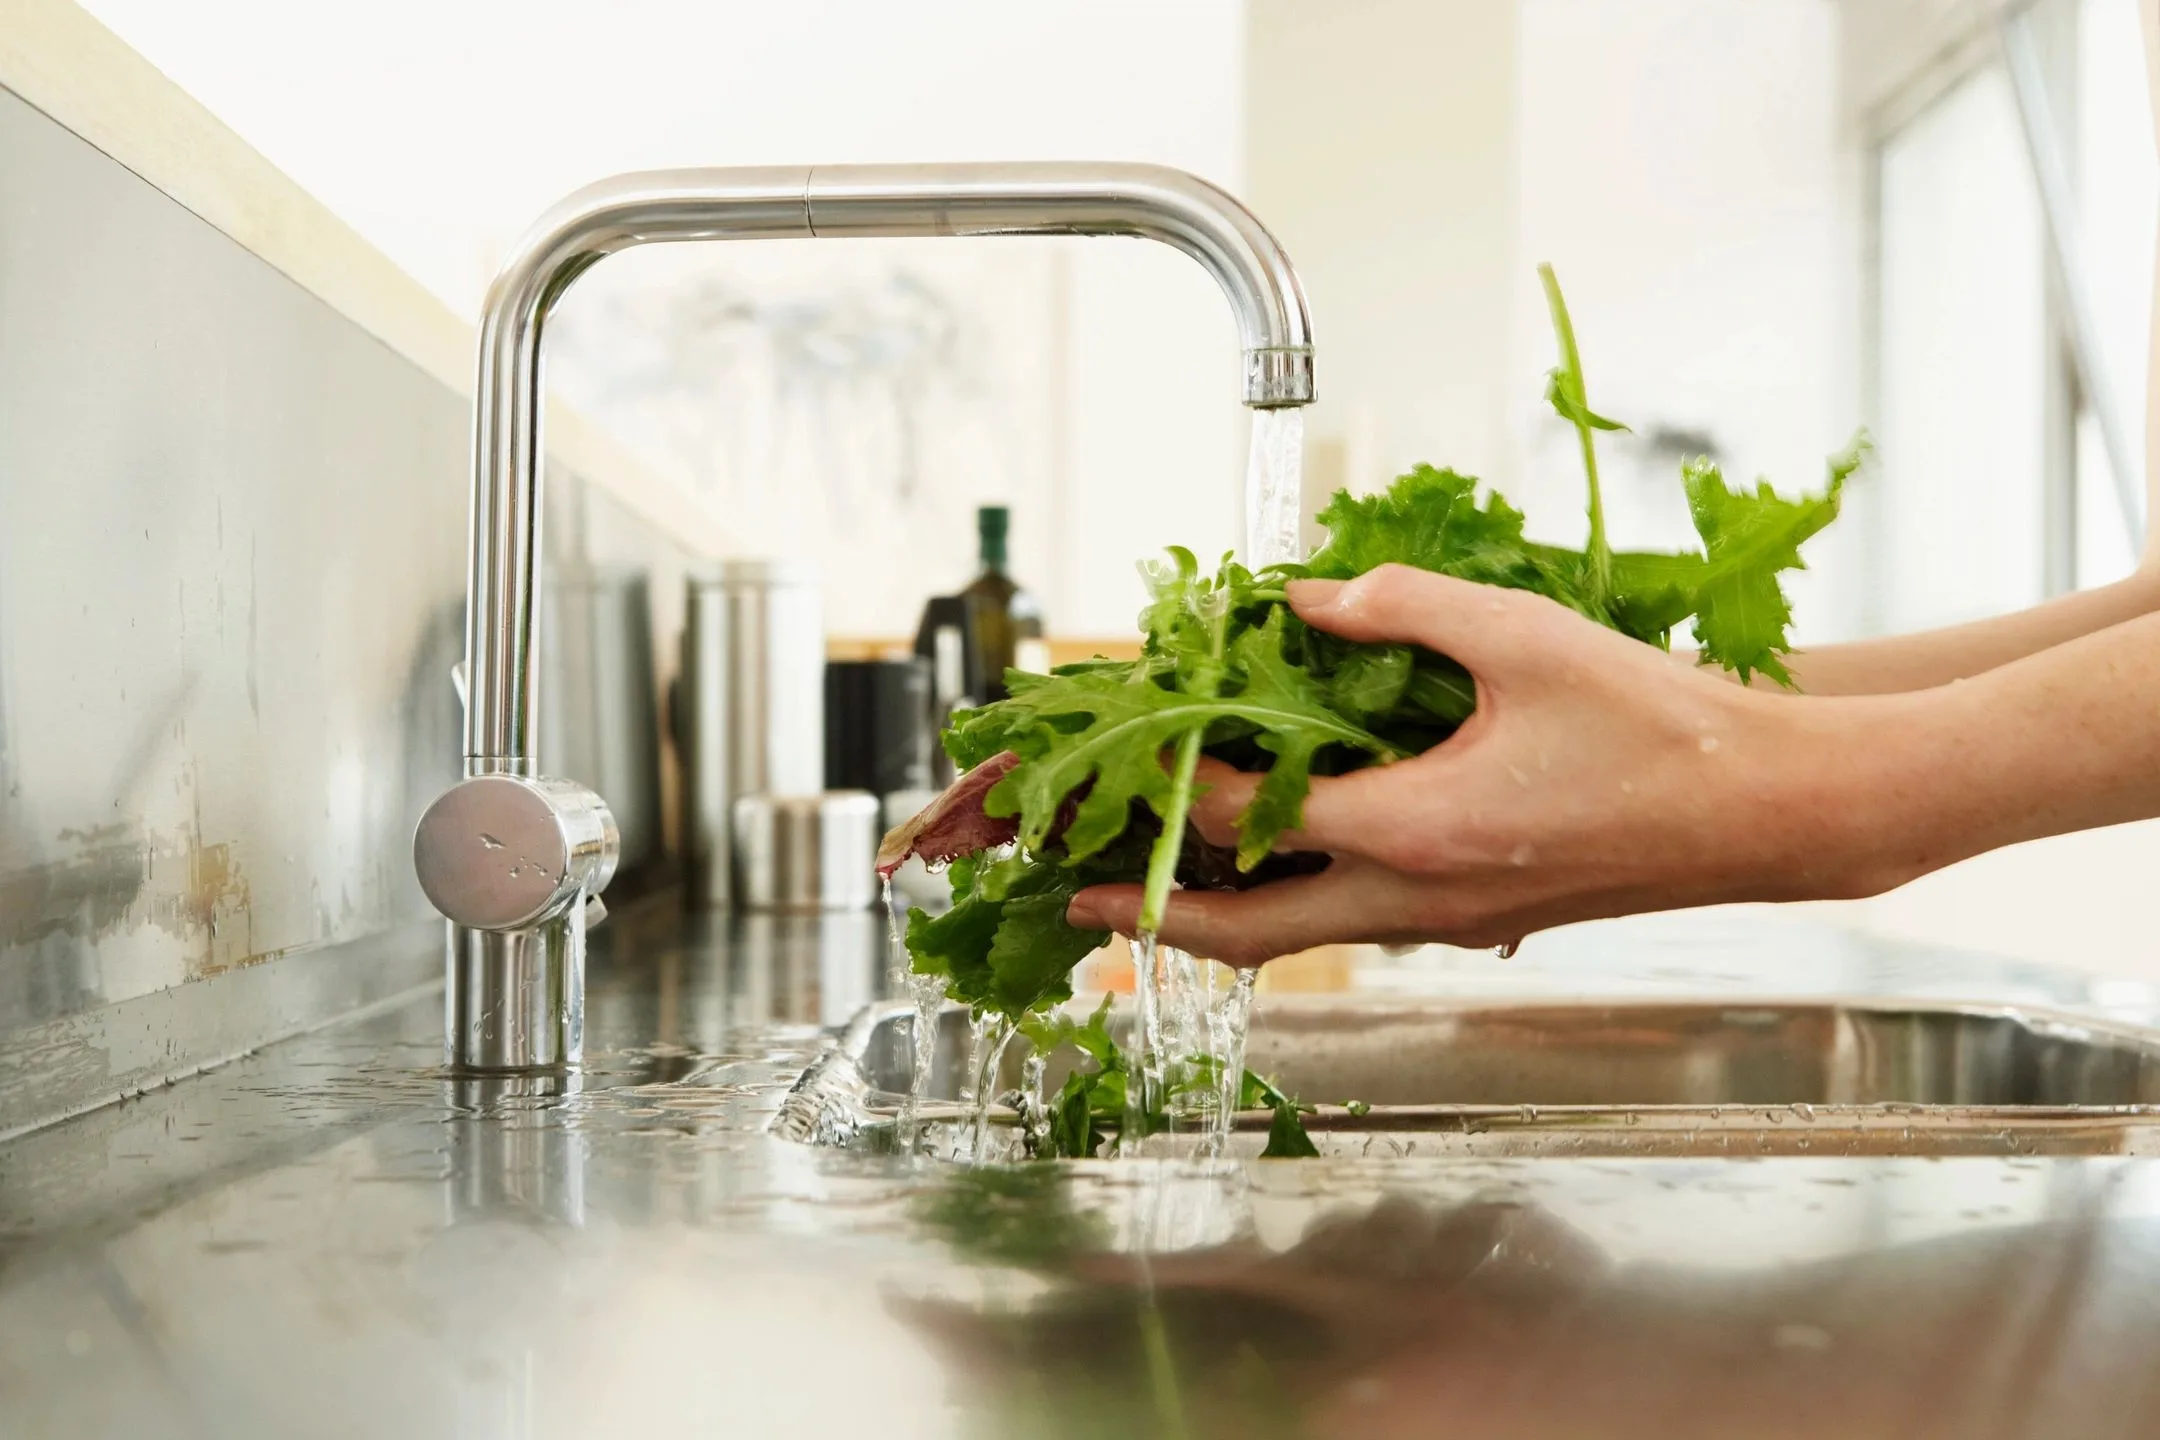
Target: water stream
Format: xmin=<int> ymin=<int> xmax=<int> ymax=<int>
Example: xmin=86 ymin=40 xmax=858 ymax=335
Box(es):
xmin=1020 ymin=1053 xmax=1050 ymax=1156
xmin=959 ymin=1011 xmax=1017 ymax=1162
xmin=1121 ymin=410 xmax=1305 ymax=1159
xmin=1243 ymin=408 xmax=1306 ymax=570
xmin=884 ymin=875 xmax=946 ymax=1156
xmin=899 ymin=407 xmax=1304 ymax=1163
xmin=1207 ymin=968 xmax=1260 ymax=1154
xmin=1122 ymin=936 xmax=1166 ymax=1156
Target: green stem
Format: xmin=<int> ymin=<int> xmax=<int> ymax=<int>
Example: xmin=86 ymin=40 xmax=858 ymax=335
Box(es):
xmin=1539 ymin=262 xmax=1611 ymax=607
xmin=1139 ymin=727 xmax=1205 ymax=935
xmin=1136 ymin=584 xmax=1234 ymax=937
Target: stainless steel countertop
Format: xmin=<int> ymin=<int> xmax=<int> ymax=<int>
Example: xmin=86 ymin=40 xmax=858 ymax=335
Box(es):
xmin=5 ymin=900 xmax=2160 ymax=1438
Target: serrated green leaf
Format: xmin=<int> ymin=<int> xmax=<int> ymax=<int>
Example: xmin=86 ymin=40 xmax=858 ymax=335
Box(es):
xmin=1049 ymin=1071 xmax=1103 ymax=1158
xmin=1262 ymin=1097 xmax=1321 ymax=1158
xmin=1019 ymin=992 xmax=1120 ymax=1070
xmin=1303 ymin=465 xmax=1551 ymax=591
xmin=908 ymin=855 xmax=1108 ymax=1021
xmin=897 ymin=270 xmax=1861 ymax=1151
xmin=982 ymin=620 xmax=1396 ymax=866
xmin=1399 ymin=656 xmax=1478 ymax=725
xmin=1545 ymin=369 xmax=1630 ymax=432
xmin=1607 ymin=549 xmax=1709 ymax=644
xmin=983 ymin=893 xmax=1104 ymax=1016
xmin=1328 ymin=643 xmax=1414 ymax=724
xmin=1682 ymin=439 xmax=1860 ymax=686
xmin=1224 ymin=612 xmax=1386 ymax=868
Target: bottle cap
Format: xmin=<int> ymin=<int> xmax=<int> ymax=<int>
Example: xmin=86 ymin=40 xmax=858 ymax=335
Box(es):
xmin=977 ymin=506 xmax=1009 ymax=567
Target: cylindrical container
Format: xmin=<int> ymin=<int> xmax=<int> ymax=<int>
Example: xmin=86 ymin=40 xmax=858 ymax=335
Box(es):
xmin=720 ymin=558 xmax=824 ymax=797
xmin=680 ymin=559 xmax=824 ymax=908
xmin=540 ymin=566 xmax=662 ymax=877
xmin=824 ymin=657 xmax=933 ymax=800
xmin=680 ymin=575 xmax=732 ymax=908
xmin=731 ymin=791 xmax=880 ymax=912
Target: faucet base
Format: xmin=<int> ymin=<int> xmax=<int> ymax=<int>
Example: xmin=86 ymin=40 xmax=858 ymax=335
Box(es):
xmin=443 ymin=914 xmax=588 ymax=1072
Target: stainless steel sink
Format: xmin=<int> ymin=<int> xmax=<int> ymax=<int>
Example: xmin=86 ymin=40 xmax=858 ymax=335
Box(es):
xmin=777 ymin=996 xmax=2160 ymax=1157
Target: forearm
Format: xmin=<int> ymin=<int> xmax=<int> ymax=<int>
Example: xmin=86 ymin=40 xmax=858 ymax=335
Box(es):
xmin=1708 ymin=565 xmax=2160 ymax=696
xmin=1819 ymin=606 xmax=2160 ymax=892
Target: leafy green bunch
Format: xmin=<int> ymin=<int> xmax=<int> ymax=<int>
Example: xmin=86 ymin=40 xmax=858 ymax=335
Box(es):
xmin=903 ymin=265 xmax=1864 ymax=1150
xmin=1014 ymin=995 xmax=1319 ymax=1159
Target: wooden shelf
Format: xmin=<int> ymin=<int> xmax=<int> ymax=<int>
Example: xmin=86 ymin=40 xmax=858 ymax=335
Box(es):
xmin=825 ymin=636 xmax=1143 ymax=666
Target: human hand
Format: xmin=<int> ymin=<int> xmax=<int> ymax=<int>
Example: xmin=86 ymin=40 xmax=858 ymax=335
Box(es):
xmin=1067 ymin=565 xmax=1923 ymax=965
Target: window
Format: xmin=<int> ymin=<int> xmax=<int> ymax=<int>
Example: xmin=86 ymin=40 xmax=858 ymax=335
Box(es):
xmin=1871 ymin=0 xmax=2153 ymax=637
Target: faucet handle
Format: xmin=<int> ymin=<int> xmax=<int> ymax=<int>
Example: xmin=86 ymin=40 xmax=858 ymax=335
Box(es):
xmin=414 ymin=774 xmax=619 ymax=931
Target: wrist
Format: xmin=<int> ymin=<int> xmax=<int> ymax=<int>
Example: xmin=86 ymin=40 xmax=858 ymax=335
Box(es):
xmin=1738 ymin=684 xmax=1980 ymax=903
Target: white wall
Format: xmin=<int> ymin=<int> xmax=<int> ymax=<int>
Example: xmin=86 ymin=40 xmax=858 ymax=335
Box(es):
xmin=79 ymin=0 xmax=1250 ymax=637
xmin=1244 ymin=0 xmax=1522 ymax=516
xmin=1244 ymin=0 xmax=1862 ymax=641
xmin=1512 ymin=0 xmax=1864 ymax=643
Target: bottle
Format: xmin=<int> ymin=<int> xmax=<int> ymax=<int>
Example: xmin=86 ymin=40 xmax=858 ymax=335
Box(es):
xmin=961 ymin=505 xmax=1046 ymax=702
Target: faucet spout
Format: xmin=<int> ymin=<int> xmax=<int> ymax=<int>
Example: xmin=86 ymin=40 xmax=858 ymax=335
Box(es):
xmin=420 ymin=161 xmax=1317 ymax=1071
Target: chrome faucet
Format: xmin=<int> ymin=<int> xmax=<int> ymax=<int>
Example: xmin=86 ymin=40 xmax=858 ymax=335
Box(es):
xmin=412 ymin=162 xmax=1317 ymax=1072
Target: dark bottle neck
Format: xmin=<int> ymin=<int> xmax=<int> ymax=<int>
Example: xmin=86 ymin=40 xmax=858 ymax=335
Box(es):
xmin=977 ymin=506 xmax=1010 ymax=575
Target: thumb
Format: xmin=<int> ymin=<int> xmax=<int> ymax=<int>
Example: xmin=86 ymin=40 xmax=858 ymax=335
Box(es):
xmin=1288 ymin=565 xmax=1562 ymax=674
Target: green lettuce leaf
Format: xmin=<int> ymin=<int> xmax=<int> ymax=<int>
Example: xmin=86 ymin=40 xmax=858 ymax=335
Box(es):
xmin=902 ymin=266 xmax=1862 ymax=1161
xmin=1298 ymin=465 xmax=1568 ymax=598
xmin=907 ymin=854 xmax=1108 ymax=1018
xmin=982 ymin=613 xmax=1398 ymax=869
xmin=1683 ymin=435 xmax=1867 ymax=685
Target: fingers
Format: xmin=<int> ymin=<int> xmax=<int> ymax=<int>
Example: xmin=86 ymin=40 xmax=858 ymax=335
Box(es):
xmin=1067 ymin=861 xmax=1421 ymax=969
xmin=1186 ymin=756 xmax=1257 ymax=847
xmin=1187 ymin=754 xmax=1430 ymax=865
xmin=1287 ymin=565 xmax=1555 ymax=672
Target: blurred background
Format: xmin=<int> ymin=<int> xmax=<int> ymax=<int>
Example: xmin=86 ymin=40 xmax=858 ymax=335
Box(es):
xmin=67 ymin=0 xmax=2160 ymax=970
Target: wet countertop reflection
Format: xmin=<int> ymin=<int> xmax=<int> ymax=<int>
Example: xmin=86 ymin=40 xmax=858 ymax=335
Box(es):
xmin=4 ymin=901 xmax=2160 ymax=1438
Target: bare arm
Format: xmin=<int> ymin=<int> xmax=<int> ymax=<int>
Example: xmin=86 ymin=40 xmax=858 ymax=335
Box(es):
xmin=1067 ymin=566 xmax=2160 ymax=964
xmin=1706 ymin=565 xmax=2160 ymax=696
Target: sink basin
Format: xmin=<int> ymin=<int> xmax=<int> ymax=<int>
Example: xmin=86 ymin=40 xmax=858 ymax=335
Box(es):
xmin=777 ymin=996 xmax=2160 ymax=1157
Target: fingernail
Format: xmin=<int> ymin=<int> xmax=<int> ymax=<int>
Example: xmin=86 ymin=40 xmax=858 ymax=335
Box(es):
xmin=1285 ymin=578 xmax=1345 ymax=612
xmin=1065 ymin=896 xmax=1102 ymax=928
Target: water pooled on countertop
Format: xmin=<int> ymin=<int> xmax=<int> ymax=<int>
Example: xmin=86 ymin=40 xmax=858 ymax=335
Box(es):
xmin=4 ymin=899 xmax=2160 ymax=1436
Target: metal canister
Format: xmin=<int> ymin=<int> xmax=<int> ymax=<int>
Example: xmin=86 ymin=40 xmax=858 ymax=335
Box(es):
xmin=730 ymin=791 xmax=880 ymax=913
xmin=540 ymin=566 xmax=662 ymax=878
xmin=722 ymin=558 xmax=825 ymax=797
xmin=680 ymin=559 xmax=825 ymax=908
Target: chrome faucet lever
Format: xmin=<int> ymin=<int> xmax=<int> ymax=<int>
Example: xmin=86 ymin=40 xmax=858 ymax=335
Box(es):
xmin=416 ymin=774 xmax=617 ymax=1070
xmin=417 ymin=161 xmax=1316 ymax=1072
